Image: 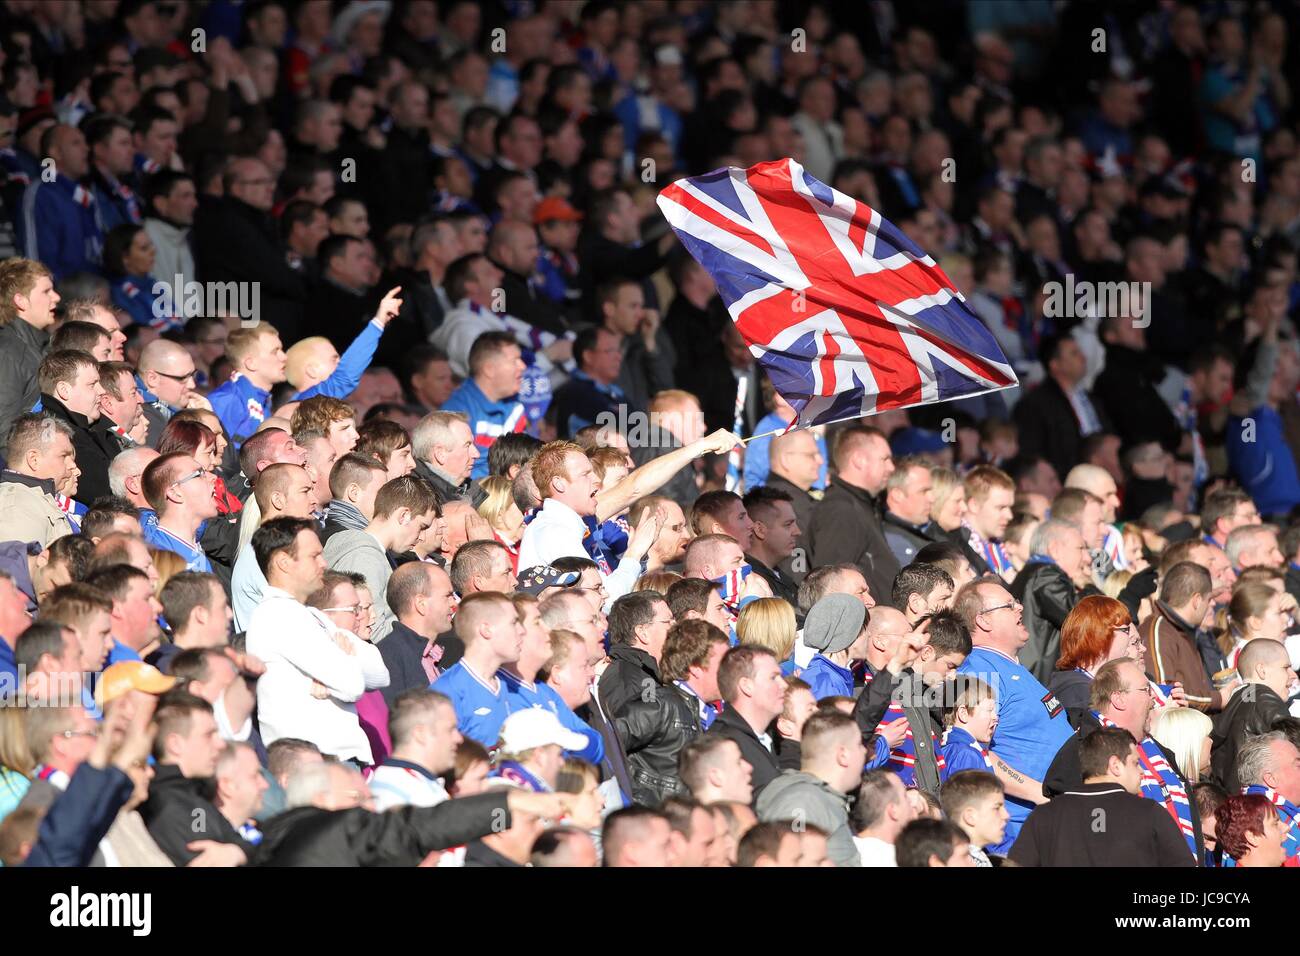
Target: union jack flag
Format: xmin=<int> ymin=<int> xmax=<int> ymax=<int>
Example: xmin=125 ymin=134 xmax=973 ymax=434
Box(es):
xmin=656 ymin=159 xmax=1018 ymax=429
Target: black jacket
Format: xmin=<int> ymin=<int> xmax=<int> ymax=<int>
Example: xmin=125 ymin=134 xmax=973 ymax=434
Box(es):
xmin=1210 ymin=683 xmax=1290 ymax=792
xmin=305 ymin=277 xmax=375 ymax=353
xmin=1041 ymin=712 xmax=1206 ymax=862
xmin=1046 ymin=667 xmax=1093 ymax=730
xmin=139 ymin=764 xmax=252 ymax=866
xmin=577 ymin=696 xmax=635 ymax=800
xmin=807 ymin=476 xmax=900 ymax=606
xmin=378 ymin=620 xmax=434 ymax=707
xmin=1092 ymin=344 xmax=1184 ymax=452
xmin=39 ymin=392 xmax=118 ymax=506
xmin=746 ymin=554 xmax=800 ymax=609
xmin=882 ymin=512 xmax=940 ymax=567
xmin=614 ymin=681 xmax=701 ymax=806
xmin=1012 ymin=377 xmax=1107 ymax=482
xmin=705 ymin=705 xmax=781 ymax=802
xmin=413 ymin=458 xmax=487 ymax=508
xmin=193 ymin=196 xmax=306 ymax=342
xmin=664 ymin=291 xmax=735 ymax=433
xmin=1287 ymin=562 xmax=1300 ymax=611
xmin=1009 ymin=560 xmax=1079 ymax=684
xmin=496 ymin=264 xmax=569 ymax=336
xmin=1010 ymin=782 xmax=1197 ymax=867
xmin=380 ymin=268 xmax=448 ymax=370
xmin=598 ymin=644 xmax=661 ymax=720
xmin=252 ymin=789 xmax=510 ymax=866
xmin=0 ymin=317 xmax=48 ymax=459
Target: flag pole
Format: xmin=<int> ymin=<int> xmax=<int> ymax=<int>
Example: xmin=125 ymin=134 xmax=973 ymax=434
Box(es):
xmin=740 ymin=426 xmax=793 ymax=445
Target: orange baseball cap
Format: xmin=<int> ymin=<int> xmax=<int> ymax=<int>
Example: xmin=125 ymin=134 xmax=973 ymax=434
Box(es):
xmin=96 ymin=661 xmax=177 ymax=707
xmin=534 ymin=196 xmax=584 ymax=225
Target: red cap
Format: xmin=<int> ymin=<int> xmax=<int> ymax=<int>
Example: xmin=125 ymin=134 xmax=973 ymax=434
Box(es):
xmin=533 ymin=196 xmax=584 ymax=225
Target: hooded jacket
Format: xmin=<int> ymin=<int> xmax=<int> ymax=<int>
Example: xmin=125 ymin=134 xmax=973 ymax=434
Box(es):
xmin=323 ymin=529 xmax=396 ymax=641
xmin=0 ymin=471 xmax=74 ymax=548
xmin=756 ymin=769 xmax=859 ymax=867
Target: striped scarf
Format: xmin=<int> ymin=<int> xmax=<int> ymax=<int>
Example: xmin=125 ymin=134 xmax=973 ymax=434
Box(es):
xmin=877 ymin=696 xmax=946 ymax=788
xmin=1095 ymin=712 xmax=1197 ymax=859
xmin=1241 ymin=785 xmax=1300 ymax=861
xmin=711 ymin=564 xmax=752 ymax=617
xmin=966 ymin=523 xmax=1012 ymax=575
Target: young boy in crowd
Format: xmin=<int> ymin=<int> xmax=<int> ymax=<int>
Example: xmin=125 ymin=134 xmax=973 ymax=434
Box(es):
xmin=941 ymin=675 xmax=998 ymax=775
xmin=940 ymin=770 xmax=1011 ymax=866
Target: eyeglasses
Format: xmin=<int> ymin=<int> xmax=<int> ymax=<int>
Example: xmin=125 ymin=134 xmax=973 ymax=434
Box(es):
xmin=169 ymin=468 xmax=209 ymax=490
xmin=153 ymin=369 xmax=197 ymax=383
xmin=980 ymin=600 xmax=1020 ymax=616
xmin=1119 ymin=684 xmax=1153 ymax=696
xmin=60 ymin=728 xmax=99 ymax=739
xmin=322 ymin=605 xmax=361 ymax=614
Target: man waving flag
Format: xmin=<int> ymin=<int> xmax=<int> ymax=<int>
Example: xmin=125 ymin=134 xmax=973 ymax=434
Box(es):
xmin=656 ymin=159 xmax=1018 ymax=430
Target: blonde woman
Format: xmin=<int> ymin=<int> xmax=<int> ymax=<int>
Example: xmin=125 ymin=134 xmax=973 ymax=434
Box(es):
xmin=737 ymin=597 xmax=798 ymax=674
xmin=636 ymin=570 xmax=683 ymax=594
xmin=929 ymin=467 xmax=967 ymax=533
xmin=1150 ymin=707 xmax=1214 ymax=784
xmin=476 ymin=475 xmax=524 ymax=571
xmin=149 ymin=548 xmax=189 ymax=595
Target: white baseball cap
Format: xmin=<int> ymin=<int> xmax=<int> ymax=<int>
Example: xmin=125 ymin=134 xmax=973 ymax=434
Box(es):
xmin=500 ymin=708 xmax=588 ymax=753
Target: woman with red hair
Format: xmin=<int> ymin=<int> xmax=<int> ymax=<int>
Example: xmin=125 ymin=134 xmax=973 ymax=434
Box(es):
xmin=1215 ymin=793 xmax=1288 ymax=867
xmin=1049 ymin=595 xmax=1142 ymax=729
xmin=157 ymin=419 xmax=243 ymax=515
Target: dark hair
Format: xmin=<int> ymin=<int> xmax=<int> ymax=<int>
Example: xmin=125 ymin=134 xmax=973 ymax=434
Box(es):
xmin=252 ymin=516 xmax=320 ymax=576
xmin=160 ymin=571 xmax=221 ymax=633
xmin=444 ymin=253 xmax=485 ymax=301
xmin=1080 ymin=726 xmax=1138 ymax=779
xmin=83 ymin=563 xmax=149 ymax=602
xmin=891 ymin=563 xmax=954 ymax=610
xmin=14 ymin=621 xmax=71 ymax=674
xmin=488 ymin=432 xmax=542 ymax=477
xmin=717 ymin=644 xmax=777 ymax=703
xmin=895 ymin=818 xmax=968 ymax=867
xmin=665 ymin=577 xmax=717 ymax=620
xmin=742 ymin=485 xmax=793 ymax=523
xmin=922 ymin=608 xmax=972 ymax=657
xmin=736 ymin=821 xmax=794 ymax=867
xmin=607 ymin=591 xmax=665 ymax=647
xmin=101 ymin=223 xmax=146 ymax=278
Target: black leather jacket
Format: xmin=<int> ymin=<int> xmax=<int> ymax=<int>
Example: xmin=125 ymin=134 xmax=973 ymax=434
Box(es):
xmin=598 ymin=644 xmax=662 ymax=720
xmin=1010 ymin=561 xmax=1080 ymax=684
xmin=614 ymin=682 xmax=701 ymax=807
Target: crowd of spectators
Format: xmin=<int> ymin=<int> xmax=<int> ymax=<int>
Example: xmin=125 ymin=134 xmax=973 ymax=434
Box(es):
xmin=0 ymin=0 xmax=1298 ymax=868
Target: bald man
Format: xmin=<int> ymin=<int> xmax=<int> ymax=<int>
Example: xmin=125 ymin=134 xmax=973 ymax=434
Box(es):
xmin=137 ymin=339 xmax=210 ymax=445
xmin=764 ymin=429 xmax=826 ymax=537
xmin=489 ymin=219 xmax=570 ymax=338
xmin=1064 ymin=463 xmax=1126 ymax=572
xmin=1211 ymin=638 xmax=1296 ymax=792
xmin=231 ymin=463 xmax=319 ymax=630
